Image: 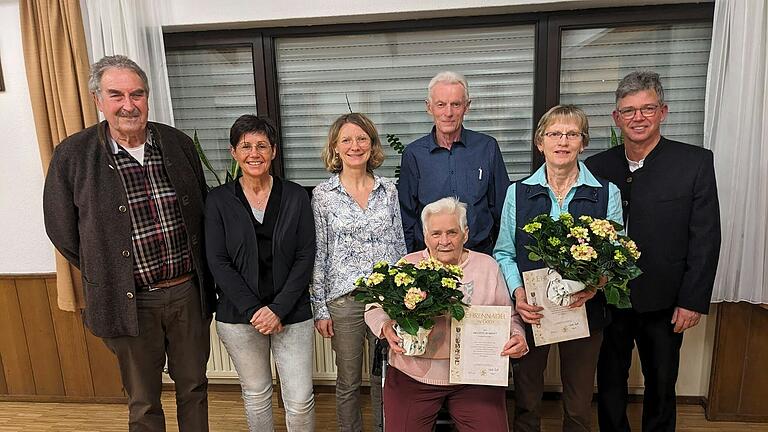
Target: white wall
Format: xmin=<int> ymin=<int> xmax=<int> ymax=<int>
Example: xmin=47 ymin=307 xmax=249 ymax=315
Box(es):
xmin=161 ymin=0 xmax=706 ymax=30
xmin=0 ymin=0 xmax=55 ymax=273
xmin=677 ymin=306 xmax=715 ymax=396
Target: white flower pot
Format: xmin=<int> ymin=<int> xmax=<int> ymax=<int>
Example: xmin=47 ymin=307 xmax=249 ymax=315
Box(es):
xmin=545 ymin=268 xmax=586 ymax=307
xmin=394 ymin=324 xmax=432 ymax=356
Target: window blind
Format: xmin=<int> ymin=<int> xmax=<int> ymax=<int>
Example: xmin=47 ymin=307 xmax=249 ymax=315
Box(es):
xmin=275 ymin=26 xmax=536 ymax=186
xmin=166 ymin=46 xmax=257 ymax=186
xmin=559 ymin=23 xmax=713 ymax=158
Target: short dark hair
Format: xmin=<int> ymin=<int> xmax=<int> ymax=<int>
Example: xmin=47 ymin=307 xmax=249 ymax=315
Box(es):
xmin=615 ymin=70 xmax=665 ymax=105
xmin=229 ymin=115 xmax=279 ymax=148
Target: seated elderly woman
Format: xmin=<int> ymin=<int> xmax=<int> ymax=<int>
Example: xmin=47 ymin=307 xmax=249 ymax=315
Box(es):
xmin=365 ymin=197 xmax=528 ymax=432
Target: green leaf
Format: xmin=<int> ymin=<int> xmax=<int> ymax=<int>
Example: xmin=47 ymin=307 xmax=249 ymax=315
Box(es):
xmin=528 ymin=252 xmax=542 ymax=261
xmin=386 ymin=133 xmax=404 ymax=179
xmin=604 ymin=286 xmax=620 ymax=305
xmin=227 ymin=157 xmax=240 ymax=182
xmin=422 ymin=318 xmax=435 ymax=329
xmin=193 ymin=130 xmax=222 ymax=186
xmin=400 ymin=317 xmax=419 ymax=336
xmin=617 ymin=295 xmax=632 ymax=309
xmin=627 ymin=267 xmax=643 ymax=279
xmin=610 ymin=126 xmax=623 ymax=148
xmin=452 ymin=303 xmax=466 ymax=321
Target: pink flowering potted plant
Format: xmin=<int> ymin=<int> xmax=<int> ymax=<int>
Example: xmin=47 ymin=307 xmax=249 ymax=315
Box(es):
xmin=522 ymin=212 xmax=642 ymax=308
xmin=353 ymin=258 xmax=467 ymax=356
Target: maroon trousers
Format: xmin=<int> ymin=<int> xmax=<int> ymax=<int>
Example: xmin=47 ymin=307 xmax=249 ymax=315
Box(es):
xmin=383 ymin=366 xmax=509 ymax=432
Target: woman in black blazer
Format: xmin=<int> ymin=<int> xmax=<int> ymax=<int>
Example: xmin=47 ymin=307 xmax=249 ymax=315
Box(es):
xmin=205 ymin=115 xmax=316 ymax=432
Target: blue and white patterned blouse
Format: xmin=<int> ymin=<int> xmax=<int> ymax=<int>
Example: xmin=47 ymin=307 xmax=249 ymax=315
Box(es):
xmin=311 ymin=173 xmax=407 ymax=320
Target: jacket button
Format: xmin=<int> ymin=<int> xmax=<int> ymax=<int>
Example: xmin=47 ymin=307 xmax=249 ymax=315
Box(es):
xmin=181 ymin=195 xmax=190 ymax=205
xmin=622 ymin=200 xmax=629 ymax=206
xmin=122 ymin=250 xmax=130 ymax=257
xmin=126 ymin=292 xmax=134 ymax=299
xmin=119 ymin=205 xmax=127 ymax=213
xmin=191 ymin=234 xmax=198 ymax=245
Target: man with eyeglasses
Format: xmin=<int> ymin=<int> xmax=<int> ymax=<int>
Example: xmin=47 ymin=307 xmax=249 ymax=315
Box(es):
xmin=585 ymin=71 xmax=721 ymax=432
xmin=43 ymin=55 xmax=214 ymax=431
xmin=398 ymin=71 xmax=510 ymax=255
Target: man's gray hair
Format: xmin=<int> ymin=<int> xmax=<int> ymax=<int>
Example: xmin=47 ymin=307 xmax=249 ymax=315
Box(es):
xmin=421 ymin=197 xmax=468 ymax=234
xmin=615 ymin=70 xmax=664 ymax=105
xmin=88 ymin=55 xmax=149 ymax=97
xmin=427 ymin=71 xmax=470 ymax=102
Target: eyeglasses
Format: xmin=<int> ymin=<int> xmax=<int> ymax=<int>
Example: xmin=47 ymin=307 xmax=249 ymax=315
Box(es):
xmin=617 ymin=105 xmax=661 ymax=119
xmin=338 ymin=136 xmax=371 ymax=147
xmin=543 ymin=131 xmax=584 ymax=141
xmin=237 ymin=142 xmax=272 ymax=154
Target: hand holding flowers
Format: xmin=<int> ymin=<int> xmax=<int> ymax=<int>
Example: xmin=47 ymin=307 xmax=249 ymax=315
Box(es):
xmin=353 ymin=257 xmax=468 ymax=337
xmin=521 ymin=213 xmax=642 ymax=308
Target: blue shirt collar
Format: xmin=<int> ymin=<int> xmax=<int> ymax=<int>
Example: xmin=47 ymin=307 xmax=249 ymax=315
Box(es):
xmin=428 ymin=125 xmax=467 ymax=153
xmin=522 ymin=161 xmax=602 ymax=189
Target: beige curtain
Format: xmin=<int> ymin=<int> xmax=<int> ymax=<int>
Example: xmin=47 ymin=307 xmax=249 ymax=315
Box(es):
xmin=20 ymin=0 xmax=98 ymax=311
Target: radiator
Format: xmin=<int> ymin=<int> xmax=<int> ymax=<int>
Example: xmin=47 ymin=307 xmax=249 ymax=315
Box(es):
xmin=201 ymin=322 xmax=644 ymax=392
xmin=203 ymin=323 xmax=372 ymax=386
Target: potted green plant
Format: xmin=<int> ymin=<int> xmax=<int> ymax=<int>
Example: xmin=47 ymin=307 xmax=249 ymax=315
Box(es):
xmin=353 ymin=258 xmax=468 ymax=356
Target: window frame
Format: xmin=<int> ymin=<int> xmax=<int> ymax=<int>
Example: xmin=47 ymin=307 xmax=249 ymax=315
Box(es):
xmin=163 ymin=3 xmax=714 ymax=178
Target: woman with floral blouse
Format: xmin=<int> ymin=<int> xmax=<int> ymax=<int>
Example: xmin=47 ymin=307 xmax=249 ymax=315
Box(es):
xmin=311 ymin=113 xmax=407 ymax=432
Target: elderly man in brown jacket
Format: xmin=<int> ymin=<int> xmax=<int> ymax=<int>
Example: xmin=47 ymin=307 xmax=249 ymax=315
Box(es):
xmin=43 ymin=55 xmax=214 ymax=432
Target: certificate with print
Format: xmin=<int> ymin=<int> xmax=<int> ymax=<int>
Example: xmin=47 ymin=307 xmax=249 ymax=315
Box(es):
xmin=522 ymin=268 xmax=590 ymax=346
xmin=449 ymin=305 xmax=511 ymax=387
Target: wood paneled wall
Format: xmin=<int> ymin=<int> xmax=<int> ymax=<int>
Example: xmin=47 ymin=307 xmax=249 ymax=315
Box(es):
xmin=0 ymin=274 xmax=125 ymax=402
xmin=707 ymin=302 xmax=768 ymax=422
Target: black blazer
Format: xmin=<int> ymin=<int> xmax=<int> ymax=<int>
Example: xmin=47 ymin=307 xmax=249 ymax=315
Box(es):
xmin=205 ymin=177 xmax=316 ymax=324
xmin=585 ymin=137 xmax=721 ymax=314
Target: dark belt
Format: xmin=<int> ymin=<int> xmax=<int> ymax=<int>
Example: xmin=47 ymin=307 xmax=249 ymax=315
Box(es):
xmin=140 ymin=272 xmax=193 ymax=292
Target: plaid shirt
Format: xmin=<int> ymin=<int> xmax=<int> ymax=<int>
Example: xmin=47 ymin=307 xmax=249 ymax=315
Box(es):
xmin=112 ymin=133 xmax=192 ymax=289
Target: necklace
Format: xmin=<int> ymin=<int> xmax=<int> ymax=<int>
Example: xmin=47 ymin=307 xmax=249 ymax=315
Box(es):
xmin=552 ymin=188 xmax=569 ymax=203
xmin=244 ymin=176 xmax=273 ymax=208
xmin=549 ymin=178 xmax=577 ymax=205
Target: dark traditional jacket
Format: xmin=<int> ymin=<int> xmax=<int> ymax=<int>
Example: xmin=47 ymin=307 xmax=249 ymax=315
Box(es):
xmin=585 ymin=137 xmax=721 ymax=314
xmin=204 ymin=178 xmax=315 ymax=325
xmin=43 ymin=121 xmax=214 ymax=338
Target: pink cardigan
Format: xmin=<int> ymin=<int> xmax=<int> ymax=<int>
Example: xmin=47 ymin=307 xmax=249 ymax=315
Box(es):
xmin=365 ymin=250 xmax=526 ymax=386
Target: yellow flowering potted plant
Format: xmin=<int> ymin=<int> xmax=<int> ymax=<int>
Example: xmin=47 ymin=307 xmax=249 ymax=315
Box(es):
xmin=353 ymin=258 xmax=468 ymax=356
xmin=522 ymin=212 xmax=642 ymax=308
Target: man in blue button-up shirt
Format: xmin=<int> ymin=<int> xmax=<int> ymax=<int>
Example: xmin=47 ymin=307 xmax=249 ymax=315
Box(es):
xmin=397 ymin=71 xmax=510 ymax=254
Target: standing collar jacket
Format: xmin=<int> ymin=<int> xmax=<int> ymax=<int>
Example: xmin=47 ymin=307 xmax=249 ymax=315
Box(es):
xmin=585 ymin=137 xmax=721 ymax=313
xmin=43 ymin=120 xmax=214 ymax=337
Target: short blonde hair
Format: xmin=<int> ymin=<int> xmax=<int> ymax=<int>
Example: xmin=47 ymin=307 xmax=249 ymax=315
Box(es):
xmin=322 ymin=113 xmax=385 ymax=173
xmin=534 ymin=104 xmax=591 ymax=148
xmin=421 ymin=197 xmax=468 ymax=235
